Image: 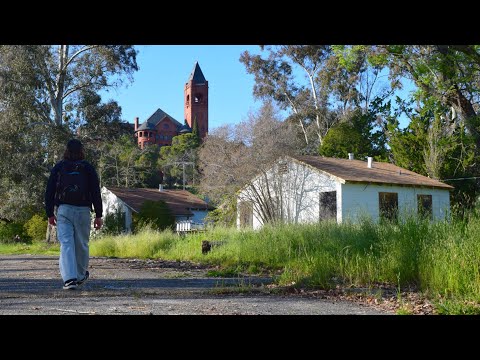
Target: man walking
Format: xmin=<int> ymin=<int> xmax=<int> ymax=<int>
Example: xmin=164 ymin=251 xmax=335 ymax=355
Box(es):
xmin=45 ymin=139 xmax=103 ymax=290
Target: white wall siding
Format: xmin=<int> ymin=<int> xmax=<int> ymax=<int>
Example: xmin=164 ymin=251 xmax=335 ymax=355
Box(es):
xmin=101 ymin=187 xmax=132 ymax=232
xmin=336 ymin=182 xmax=343 ymax=224
xmin=238 ymin=158 xmax=338 ymax=229
xmin=341 ymin=183 xmax=450 ymax=222
xmin=237 ymin=158 xmax=451 ymax=229
xmin=252 ymin=210 xmax=263 ymax=230
xmin=431 ymin=188 xmax=450 ymax=220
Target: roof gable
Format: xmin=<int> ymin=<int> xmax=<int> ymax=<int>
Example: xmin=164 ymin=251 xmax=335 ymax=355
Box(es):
xmin=140 ymin=108 xmax=182 ymax=129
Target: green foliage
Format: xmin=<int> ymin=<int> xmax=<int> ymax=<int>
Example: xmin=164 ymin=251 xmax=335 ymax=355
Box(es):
xmin=99 ymin=134 xmax=147 ymax=188
xmin=192 ymin=117 xmax=200 ymax=140
xmin=90 ymin=215 xmax=480 ymax=313
xmin=0 ymin=242 xmax=59 ymax=255
xmin=319 ymin=104 xmax=389 ymax=160
xmin=24 ymin=214 xmax=47 ymax=242
xmin=91 ymin=227 xmax=177 ymax=259
xmin=332 ymin=45 xmax=368 ymax=72
xmin=159 ymin=133 xmax=200 ymax=186
xmin=320 ymin=122 xmax=371 ymax=159
xmin=388 ymin=113 xmax=428 ymax=175
xmin=434 ymin=299 xmax=480 ymax=315
xmin=388 ymin=97 xmax=478 ymax=211
xmin=135 ymin=143 xmax=162 ymax=188
xmin=0 ymin=220 xmax=30 ymax=244
xmin=102 ymin=209 xmax=126 ymax=236
xmin=0 ymin=45 xmax=138 ymax=221
xmin=205 ymin=196 xmax=237 ymax=227
xmin=133 ymin=200 xmax=175 ymax=232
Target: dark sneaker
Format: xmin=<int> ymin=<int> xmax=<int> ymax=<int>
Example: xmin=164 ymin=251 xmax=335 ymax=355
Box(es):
xmin=77 ymin=271 xmax=89 ymax=286
xmin=63 ymin=279 xmax=77 ymax=290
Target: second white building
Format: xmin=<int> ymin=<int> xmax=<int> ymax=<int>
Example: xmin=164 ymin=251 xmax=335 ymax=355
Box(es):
xmin=237 ymin=155 xmax=453 ymax=229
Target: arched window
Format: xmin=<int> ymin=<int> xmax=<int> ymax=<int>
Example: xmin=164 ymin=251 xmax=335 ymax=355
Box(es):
xmin=139 ymin=131 xmax=143 ymax=137
xmin=194 ymin=93 xmax=203 ymax=103
xmin=186 ymin=95 xmax=190 ymax=104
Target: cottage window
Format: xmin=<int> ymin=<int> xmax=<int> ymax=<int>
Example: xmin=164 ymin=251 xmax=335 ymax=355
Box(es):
xmin=319 ymin=191 xmax=336 ymax=221
xmin=379 ymin=192 xmax=398 ymax=222
xmin=417 ymin=194 xmax=433 ymax=220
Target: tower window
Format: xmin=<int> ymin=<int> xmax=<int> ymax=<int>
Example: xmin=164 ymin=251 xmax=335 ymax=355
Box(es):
xmin=194 ymin=94 xmax=203 ymax=103
xmin=186 ymin=95 xmax=190 ymax=104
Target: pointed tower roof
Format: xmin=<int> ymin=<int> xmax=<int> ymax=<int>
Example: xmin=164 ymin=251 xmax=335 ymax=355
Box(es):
xmin=188 ymin=62 xmax=206 ymax=84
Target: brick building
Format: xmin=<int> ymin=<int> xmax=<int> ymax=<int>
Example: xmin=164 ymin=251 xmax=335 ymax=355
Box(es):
xmin=134 ymin=62 xmax=209 ymax=149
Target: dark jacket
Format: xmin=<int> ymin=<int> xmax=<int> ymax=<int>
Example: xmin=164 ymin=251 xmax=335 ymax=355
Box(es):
xmin=45 ymin=160 xmax=103 ymax=218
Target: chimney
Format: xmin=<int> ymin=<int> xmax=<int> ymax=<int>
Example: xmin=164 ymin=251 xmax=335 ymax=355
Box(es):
xmin=367 ymin=157 xmax=373 ymax=168
xmin=348 ymin=153 xmax=354 ymax=160
xmin=159 ymin=184 xmax=163 ymax=192
xmin=134 ymin=117 xmax=139 ymax=131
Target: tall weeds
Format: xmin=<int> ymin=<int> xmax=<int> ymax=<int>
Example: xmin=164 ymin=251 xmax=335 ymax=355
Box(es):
xmin=90 ymin=216 xmax=480 ymax=302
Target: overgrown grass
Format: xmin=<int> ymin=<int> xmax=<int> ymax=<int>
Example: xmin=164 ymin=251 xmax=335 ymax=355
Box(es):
xmin=89 ymin=215 xmax=480 ymax=312
xmin=0 ymin=242 xmax=60 ymax=255
xmin=2 ymin=215 xmax=479 ymax=313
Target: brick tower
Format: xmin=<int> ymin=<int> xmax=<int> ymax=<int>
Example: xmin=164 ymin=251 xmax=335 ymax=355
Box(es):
xmin=184 ymin=62 xmax=208 ymax=140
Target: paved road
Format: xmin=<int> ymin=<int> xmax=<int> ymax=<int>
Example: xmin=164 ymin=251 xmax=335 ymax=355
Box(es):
xmin=0 ymin=255 xmax=387 ymax=315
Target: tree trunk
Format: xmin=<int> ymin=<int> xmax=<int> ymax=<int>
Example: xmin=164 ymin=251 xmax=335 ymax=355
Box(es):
xmin=52 ymin=45 xmax=68 ymax=126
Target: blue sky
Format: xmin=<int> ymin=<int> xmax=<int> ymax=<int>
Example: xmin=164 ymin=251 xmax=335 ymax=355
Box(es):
xmin=101 ymin=45 xmax=262 ymax=129
xmin=100 ymin=45 xmax=415 ymax=130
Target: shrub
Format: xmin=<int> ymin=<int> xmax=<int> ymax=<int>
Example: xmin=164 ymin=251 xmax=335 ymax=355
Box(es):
xmin=205 ymin=199 xmax=236 ymax=227
xmin=133 ymin=200 xmax=175 ymax=233
xmin=0 ymin=220 xmax=30 ymax=244
xmin=24 ymin=214 xmax=47 ymax=242
xmin=102 ymin=208 xmax=126 ymax=236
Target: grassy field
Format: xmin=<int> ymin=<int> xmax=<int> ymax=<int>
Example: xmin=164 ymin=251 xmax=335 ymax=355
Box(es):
xmin=2 ymin=216 xmax=480 ymax=314
xmin=87 ymin=216 xmax=480 ymax=313
xmin=0 ymin=242 xmax=60 ymax=255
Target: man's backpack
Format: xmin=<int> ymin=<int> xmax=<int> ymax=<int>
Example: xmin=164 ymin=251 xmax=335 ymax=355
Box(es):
xmin=55 ymin=160 xmax=89 ymax=204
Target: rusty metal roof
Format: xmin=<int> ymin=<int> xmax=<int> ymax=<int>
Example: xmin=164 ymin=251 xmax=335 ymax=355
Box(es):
xmin=106 ymin=187 xmax=214 ymax=216
xmin=290 ymin=155 xmax=454 ymax=190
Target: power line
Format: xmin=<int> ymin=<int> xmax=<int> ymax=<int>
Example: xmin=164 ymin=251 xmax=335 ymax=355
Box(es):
xmin=440 ymin=176 xmax=480 ymax=181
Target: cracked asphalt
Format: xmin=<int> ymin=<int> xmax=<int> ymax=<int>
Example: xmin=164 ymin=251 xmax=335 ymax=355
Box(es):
xmin=0 ymin=255 xmax=387 ymax=315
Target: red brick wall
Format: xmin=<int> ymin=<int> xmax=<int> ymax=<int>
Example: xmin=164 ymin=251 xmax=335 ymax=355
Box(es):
xmin=184 ymin=80 xmax=208 ymax=140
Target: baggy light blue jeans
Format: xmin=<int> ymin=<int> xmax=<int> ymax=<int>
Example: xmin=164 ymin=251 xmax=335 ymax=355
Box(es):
xmin=56 ymin=204 xmax=91 ymax=282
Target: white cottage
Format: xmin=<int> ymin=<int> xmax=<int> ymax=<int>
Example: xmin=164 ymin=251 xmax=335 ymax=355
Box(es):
xmin=102 ymin=186 xmax=214 ymax=232
xmin=237 ymin=155 xmax=453 ymax=229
